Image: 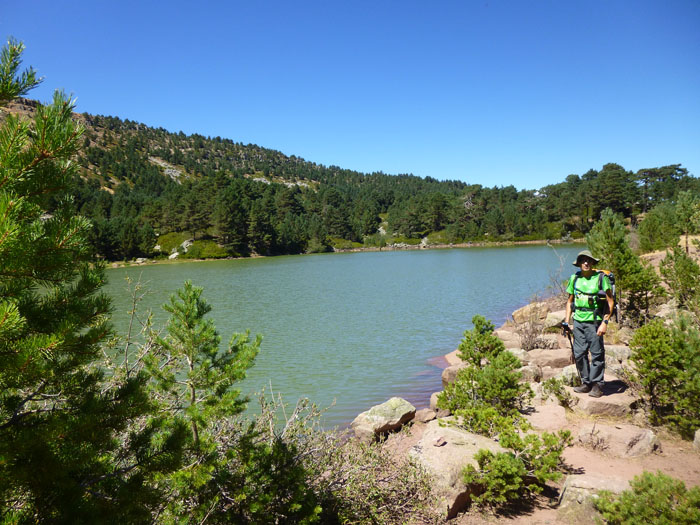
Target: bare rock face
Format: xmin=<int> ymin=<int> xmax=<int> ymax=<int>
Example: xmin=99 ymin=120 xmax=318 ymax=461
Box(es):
xmin=441 ymin=363 xmax=467 ymax=388
xmin=512 ymin=302 xmax=550 ymax=324
xmin=351 ymin=397 xmax=416 ymax=443
xmin=409 ymin=418 xmax=507 ymax=519
xmin=578 ymin=423 xmax=660 ymax=457
xmin=557 ymin=474 xmax=629 ymax=524
xmin=695 ymin=428 xmax=700 ymax=453
xmin=525 ymin=404 xmax=569 ymax=432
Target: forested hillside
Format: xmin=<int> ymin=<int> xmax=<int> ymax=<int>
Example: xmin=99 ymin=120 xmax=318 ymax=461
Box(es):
xmin=5 ymin=98 xmax=698 ymax=260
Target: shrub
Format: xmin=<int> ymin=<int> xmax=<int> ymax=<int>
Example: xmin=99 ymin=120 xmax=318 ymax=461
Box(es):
xmin=464 ymin=429 xmax=572 ymax=506
xmin=456 ymin=315 xmax=506 ymax=366
xmin=157 ymin=231 xmax=191 ymax=254
xmin=329 ymin=237 xmax=363 ymax=250
xmin=595 ymin=471 xmax=700 ymax=525
xmin=253 ymin=394 xmax=440 ymax=524
xmin=660 ymin=246 xmax=700 ymax=316
xmin=180 ymin=239 xmax=229 ymax=259
xmin=541 ymin=377 xmax=576 ymax=409
xmin=628 ymin=317 xmax=700 ymax=438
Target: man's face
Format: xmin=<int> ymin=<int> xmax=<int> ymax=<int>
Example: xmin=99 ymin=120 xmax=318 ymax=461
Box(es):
xmin=580 ymin=257 xmax=595 ymax=270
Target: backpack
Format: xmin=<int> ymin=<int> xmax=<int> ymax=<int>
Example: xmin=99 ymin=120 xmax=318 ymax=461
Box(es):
xmin=572 ymin=269 xmax=617 ymax=321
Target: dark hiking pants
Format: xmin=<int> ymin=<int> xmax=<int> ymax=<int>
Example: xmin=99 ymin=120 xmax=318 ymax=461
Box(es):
xmin=573 ymin=320 xmax=605 ymax=385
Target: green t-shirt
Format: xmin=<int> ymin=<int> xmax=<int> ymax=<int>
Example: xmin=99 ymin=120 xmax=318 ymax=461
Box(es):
xmin=566 ymin=271 xmax=611 ymax=322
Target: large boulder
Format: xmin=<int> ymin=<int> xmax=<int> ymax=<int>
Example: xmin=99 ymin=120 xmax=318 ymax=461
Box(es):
xmin=493 ymin=329 xmax=521 ymax=348
xmin=441 ymin=363 xmax=467 ymax=387
xmin=556 ymin=364 xmax=582 ymax=387
xmin=544 ymin=309 xmax=566 ymax=329
xmin=507 ymin=348 xmax=530 ymax=365
xmin=409 ymin=418 xmax=507 ymax=519
xmin=577 ymin=423 xmax=660 ymax=457
xmin=430 ymin=392 xmax=450 ymax=417
xmin=512 ymin=302 xmax=550 ymax=324
xmin=518 ymin=364 xmax=542 ymax=383
xmin=528 ymin=348 xmax=573 ymax=369
xmin=557 ymin=474 xmax=629 ymax=524
xmin=444 ymin=349 xmax=462 ymax=366
xmin=606 ymin=344 xmax=631 ymax=364
xmin=351 ymin=397 xmax=416 ymax=442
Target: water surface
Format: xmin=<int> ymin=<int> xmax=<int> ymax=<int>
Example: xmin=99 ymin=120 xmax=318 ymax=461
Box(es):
xmin=104 ymin=245 xmax=580 ymax=428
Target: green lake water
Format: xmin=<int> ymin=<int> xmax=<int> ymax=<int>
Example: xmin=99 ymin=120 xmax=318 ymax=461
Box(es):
xmin=104 ymin=244 xmax=581 ymax=428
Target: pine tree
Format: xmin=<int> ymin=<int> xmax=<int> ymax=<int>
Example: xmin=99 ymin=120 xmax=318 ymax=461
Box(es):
xmin=0 ymin=38 xmax=180 ymax=522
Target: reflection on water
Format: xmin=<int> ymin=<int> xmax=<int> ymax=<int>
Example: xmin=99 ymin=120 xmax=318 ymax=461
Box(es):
xmin=104 ymin=245 xmax=581 ymax=428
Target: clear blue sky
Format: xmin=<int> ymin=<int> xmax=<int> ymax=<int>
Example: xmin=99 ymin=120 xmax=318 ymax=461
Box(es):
xmin=3 ymin=0 xmax=699 ymax=189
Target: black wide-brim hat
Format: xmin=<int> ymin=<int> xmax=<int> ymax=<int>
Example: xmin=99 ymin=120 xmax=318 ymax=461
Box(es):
xmin=573 ymin=250 xmax=600 ymax=267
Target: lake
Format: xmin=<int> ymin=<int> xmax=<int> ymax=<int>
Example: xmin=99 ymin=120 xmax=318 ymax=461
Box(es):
xmin=104 ymin=244 xmax=581 ymax=428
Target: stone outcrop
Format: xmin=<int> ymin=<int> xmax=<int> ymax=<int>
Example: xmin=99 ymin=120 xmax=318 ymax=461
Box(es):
xmin=430 ymin=392 xmax=450 ymax=417
xmin=695 ymin=428 xmax=700 ymax=453
xmin=578 ymin=423 xmax=660 ymax=457
xmin=557 ymin=474 xmax=629 ymax=524
xmin=351 ymin=397 xmax=415 ymax=442
xmin=409 ymin=418 xmax=507 ymax=519
xmin=512 ymin=302 xmax=550 ymax=324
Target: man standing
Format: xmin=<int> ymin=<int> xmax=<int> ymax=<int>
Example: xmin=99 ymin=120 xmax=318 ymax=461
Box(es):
xmin=563 ymin=250 xmax=615 ymax=398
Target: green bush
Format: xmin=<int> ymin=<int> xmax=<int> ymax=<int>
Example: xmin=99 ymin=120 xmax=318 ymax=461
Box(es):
xmin=464 ymin=429 xmax=572 ymax=506
xmin=329 ymin=237 xmax=363 ymax=250
xmin=389 ymin=235 xmax=422 ymax=245
xmin=595 ymin=471 xmax=700 ymax=525
xmin=157 ymin=231 xmax=191 ymax=254
xmin=638 ymin=202 xmax=680 ymax=253
xmin=180 ymin=240 xmax=229 ymax=259
xmin=661 ymin=246 xmax=700 ymax=314
xmin=628 ymin=317 xmax=700 ymax=437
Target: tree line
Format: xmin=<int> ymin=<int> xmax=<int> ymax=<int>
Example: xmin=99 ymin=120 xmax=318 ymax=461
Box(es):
xmin=14 ymin=104 xmax=688 ymax=260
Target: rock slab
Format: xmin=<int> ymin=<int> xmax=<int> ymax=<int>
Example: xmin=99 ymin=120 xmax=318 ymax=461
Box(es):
xmin=409 ymin=418 xmax=506 ymax=519
xmin=578 ymin=423 xmax=659 ymax=457
xmin=557 ymin=474 xmax=629 ymax=523
xmin=351 ymin=397 xmax=416 ymax=442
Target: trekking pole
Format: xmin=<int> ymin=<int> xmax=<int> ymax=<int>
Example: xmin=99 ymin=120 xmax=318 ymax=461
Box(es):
xmin=561 ymin=322 xmax=583 ymax=384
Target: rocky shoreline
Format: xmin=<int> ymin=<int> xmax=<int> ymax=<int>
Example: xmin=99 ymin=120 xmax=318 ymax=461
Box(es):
xmin=346 ymin=296 xmax=700 ymax=523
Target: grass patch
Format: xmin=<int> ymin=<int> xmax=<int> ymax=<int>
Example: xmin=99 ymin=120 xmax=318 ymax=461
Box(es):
xmin=180 ymin=240 xmax=229 ymax=259
xmin=157 ymin=232 xmax=191 ymax=254
xmin=426 ymin=230 xmax=451 ymax=244
xmin=389 ymin=235 xmax=422 ymax=245
xmin=330 ymin=237 xmax=363 ymax=250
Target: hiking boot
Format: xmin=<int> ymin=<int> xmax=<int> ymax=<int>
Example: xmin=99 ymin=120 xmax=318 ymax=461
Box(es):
xmin=573 ymin=383 xmax=592 ymax=393
xmin=588 ymin=384 xmax=604 ymax=398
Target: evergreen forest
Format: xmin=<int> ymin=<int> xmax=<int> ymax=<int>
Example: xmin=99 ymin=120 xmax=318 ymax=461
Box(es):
xmin=5 ymin=97 xmax=699 ymax=261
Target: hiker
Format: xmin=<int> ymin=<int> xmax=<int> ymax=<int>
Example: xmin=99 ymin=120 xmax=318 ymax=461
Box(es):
xmin=563 ymin=250 xmax=615 ymax=398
